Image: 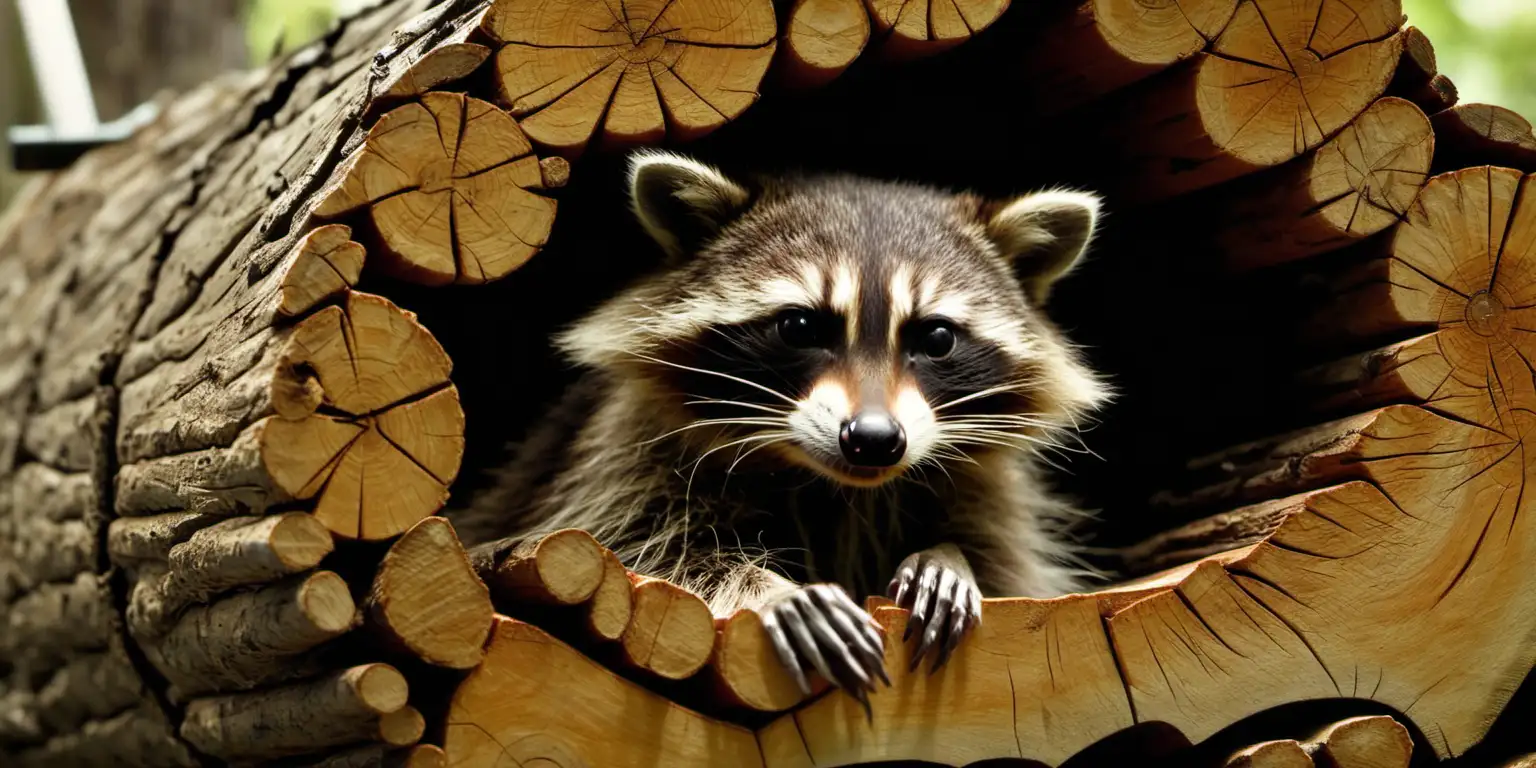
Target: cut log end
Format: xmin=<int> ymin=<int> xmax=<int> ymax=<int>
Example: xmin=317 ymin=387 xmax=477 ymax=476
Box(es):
xmin=586 ymin=549 xmax=633 ymax=641
xmin=866 ymin=0 xmax=1008 ymax=58
xmin=316 ymin=93 xmax=559 ymax=286
xmin=1309 ymin=715 xmax=1413 ymax=767
xmin=1197 ymin=2 xmax=1404 ymax=167
xmin=621 ymin=577 xmax=715 ymax=680
xmin=484 ymin=528 xmax=607 ymax=606
xmin=277 ymin=224 xmax=366 ymax=317
xmin=482 ymin=0 xmax=777 ymax=154
xmin=1225 ymin=740 xmax=1312 ymax=768
xmin=1216 ymin=97 xmax=1433 ymax=270
xmin=378 ymin=706 xmax=426 ymax=748
xmin=712 ymin=608 xmax=809 ymax=711
xmin=262 ymin=292 xmax=465 ymax=541
xmin=368 ymin=516 xmax=494 ymax=669
xmin=180 ymin=664 xmax=409 ymax=762
xmin=1114 ymin=0 xmax=1405 ymax=199
xmin=382 ymin=43 xmax=493 ymax=99
xmin=779 ymin=0 xmax=871 ymax=88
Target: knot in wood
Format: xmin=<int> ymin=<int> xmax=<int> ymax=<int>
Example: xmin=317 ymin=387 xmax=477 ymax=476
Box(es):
xmin=1465 ymin=291 xmax=1507 ymax=338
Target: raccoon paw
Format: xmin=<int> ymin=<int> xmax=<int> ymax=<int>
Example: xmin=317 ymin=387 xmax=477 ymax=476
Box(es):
xmin=760 ymin=584 xmax=889 ymax=717
xmin=888 ymin=550 xmax=982 ymax=674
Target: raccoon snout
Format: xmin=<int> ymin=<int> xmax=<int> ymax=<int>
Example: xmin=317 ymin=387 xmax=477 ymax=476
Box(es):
xmin=839 ymin=412 xmax=906 ymax=467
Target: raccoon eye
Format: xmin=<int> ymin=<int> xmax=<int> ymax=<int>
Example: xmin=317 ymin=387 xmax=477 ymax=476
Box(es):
xmin=777 ymin=309 xmax=828 ymax=349
xmin=920 ymin=322 xmax=957 ymax=360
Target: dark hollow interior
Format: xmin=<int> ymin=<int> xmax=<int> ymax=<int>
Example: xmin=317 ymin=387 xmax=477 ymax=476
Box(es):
xmin=367 ymin=8 xmax=1418 ymax=575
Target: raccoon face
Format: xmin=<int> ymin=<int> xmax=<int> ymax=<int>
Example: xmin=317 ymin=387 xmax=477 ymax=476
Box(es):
xmin=560 ymin=151 xmax=1110 ymax=488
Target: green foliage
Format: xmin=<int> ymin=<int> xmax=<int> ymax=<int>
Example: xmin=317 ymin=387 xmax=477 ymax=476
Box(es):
xmin=1403 ymin=0 xmax=1536 ymax=120
xmin=245 ymin=0 xmax=337 ymax=66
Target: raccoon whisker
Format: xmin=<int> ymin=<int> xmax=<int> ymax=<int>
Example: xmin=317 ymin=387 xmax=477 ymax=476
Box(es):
xmin=684 ymin=432 xmax=793 ymax=503
xmin=930 ymin=383 xmax=1033 ymax=413
xmin=938 ymin=427 xmax=1055 ymax=449
xmin=681 ymin=398 xmax=792 ymax=416
xmin=939 ymin=416 xmax=1058 ymax=430
xmin=630 ymin=353 xmax=800 ymax=407
xmin=642 ymin=417 xmax=789 ymax=446
xmin=725 ymin=430 xmax=794 ymax=475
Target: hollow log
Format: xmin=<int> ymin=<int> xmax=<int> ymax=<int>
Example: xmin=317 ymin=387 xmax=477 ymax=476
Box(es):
xmin=179 ymin=663 xmax=411 ymax=762
xmin=480 ymin=0 xmax=778 ymax=154
xmin=1102 ymin=0 xmax=1404 ymax=201
xmin=366 ymin=516 xmax=494 ymax=669
xmin=3 ymin=0 xmax=1536 ymax=764
xmin=1016 ymin=0 xmax=1238 ymax=114
xmin=1209 ymin=97 xmax=1433 ymax=271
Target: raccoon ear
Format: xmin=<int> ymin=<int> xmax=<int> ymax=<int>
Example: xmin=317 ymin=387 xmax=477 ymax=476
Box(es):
xmin=629 ymin=151 xmax=752 ymax=258
xmin=984 ymin=190 xmax=1101 ymax=304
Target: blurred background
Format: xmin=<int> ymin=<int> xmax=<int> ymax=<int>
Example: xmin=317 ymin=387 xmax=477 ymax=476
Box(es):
xmin=1 ymin=0 xmax=1534 ymax=209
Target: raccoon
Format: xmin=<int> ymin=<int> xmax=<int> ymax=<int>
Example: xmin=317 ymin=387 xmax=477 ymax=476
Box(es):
xmin=453 ymin=150 xmax=1110 ymax=708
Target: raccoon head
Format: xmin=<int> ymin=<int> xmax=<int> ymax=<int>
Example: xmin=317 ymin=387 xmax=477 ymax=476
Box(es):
xmin=559 ymin=151 xmax=1110 ymax=488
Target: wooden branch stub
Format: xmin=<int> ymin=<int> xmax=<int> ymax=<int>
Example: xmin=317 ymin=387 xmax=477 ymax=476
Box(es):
xmin=481 ymin=0 xmax=777 ymax=154
xmin=381 ymin=42 xmax=492 ymax=99
xmin=142 ymin=571 xmax=359 ymax=697
xmin=1119 ymin=496 xmax=1303 ymax=576
xmin=1104 ymin=0 xmax=1404 ymax=201
xmin=620 ymin=577 xmax=717 ymax=680
xmin=444 ymin=617 xmax=761 ymax=767
xmin=1017 ymin=0 xmax=1239 ymax=114
xmin=263 ymin=291 xmax=464 ymax=540
xmin=316 ymin=92 xmax=559 ymax=286
xmin=1213 ymin=97 xmax=1433 ymax=271
xmin=1430 ymin=103 xmax=1536 ymax=174
xmin=367 ymin=516 xmax=493 ymax=669
xmin=538 ymin=156 xmax=570 ymax=190
xmin=475 ymin=528 xmax=607 ymax=606
xmin=277 ymin=224 xmax=366 ymax=318
xmin=865 ymin=0 xmax=1007 ymax=59
xmin=180 ymin=663 xmax=409 ymax=762
xmin=710 ymin=608 xmax=814 ymax=711
xmin=778 ymin=0 xmax=870 ymax=88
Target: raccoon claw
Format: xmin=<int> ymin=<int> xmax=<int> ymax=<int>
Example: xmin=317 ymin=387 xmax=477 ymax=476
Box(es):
xmin=761 ymin=584 xmax=889 ymax=714
xmin=888 ymin=552 xmax=982 ymax=674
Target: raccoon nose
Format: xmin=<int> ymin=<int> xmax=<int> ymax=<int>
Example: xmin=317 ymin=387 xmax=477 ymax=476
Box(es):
xmin=839 ymin=412 xmax=906 ymax=467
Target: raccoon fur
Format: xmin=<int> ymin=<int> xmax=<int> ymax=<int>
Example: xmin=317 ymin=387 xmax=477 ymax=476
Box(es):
xmin=451 ymin=150 xmax=1110 ymax=702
